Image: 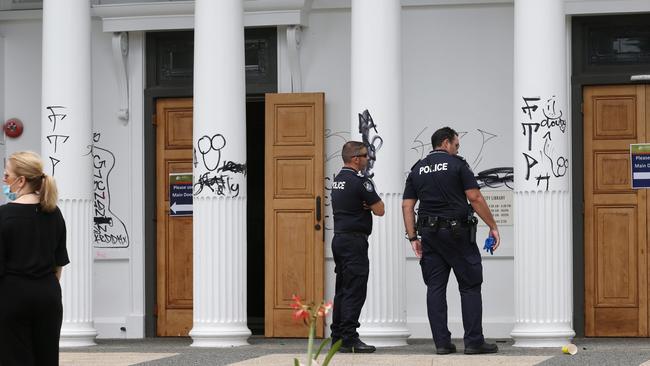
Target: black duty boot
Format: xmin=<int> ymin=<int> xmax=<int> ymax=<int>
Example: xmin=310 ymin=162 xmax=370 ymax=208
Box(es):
xmin=339 ymin=339 xmax=376 ymax=353
xmin=464 ymin=342 xmax=498 ymax=354
xmin=436 ymin=343 xmax=457 ymax=355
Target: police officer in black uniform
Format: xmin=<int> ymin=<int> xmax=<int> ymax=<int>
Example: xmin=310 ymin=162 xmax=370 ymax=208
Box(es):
xmin=401 ymin=127 xmax=501 ymax=355
xmin=330 ymin=141 xmax=384 ymax=353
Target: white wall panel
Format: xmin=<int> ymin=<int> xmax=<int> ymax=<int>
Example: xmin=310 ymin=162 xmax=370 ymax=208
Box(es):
xmin=0 ymin=20 xmax=41 ymax=154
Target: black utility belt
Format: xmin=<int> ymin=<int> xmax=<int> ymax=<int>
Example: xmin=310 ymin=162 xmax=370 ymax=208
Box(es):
xmin=417 ymin=216 xmax=476 ymax=230
xmin=335 ymin=231 xmax=369 ymax=240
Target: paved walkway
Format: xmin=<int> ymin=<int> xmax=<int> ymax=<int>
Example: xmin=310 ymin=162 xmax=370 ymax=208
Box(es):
xmin=58 ymin=337 xmax=650 ymax=366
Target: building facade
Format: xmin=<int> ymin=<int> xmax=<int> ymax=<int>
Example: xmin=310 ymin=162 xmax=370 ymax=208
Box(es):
xmin=0 ymin=0 xmax=648 ymax=348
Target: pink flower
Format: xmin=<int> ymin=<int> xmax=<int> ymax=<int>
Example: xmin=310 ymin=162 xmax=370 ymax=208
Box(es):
xmin=317 ymin=301 xmax=333 ymax=317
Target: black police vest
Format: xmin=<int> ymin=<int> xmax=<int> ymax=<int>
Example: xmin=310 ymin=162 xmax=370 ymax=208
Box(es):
xmin=403 ymin=150 xmax=479 ymax=219
xmin=331 ymin=167 xmax=381 ymax=235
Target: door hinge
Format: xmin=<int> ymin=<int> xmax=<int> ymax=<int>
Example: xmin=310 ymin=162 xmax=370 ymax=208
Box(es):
xmin=580 ymin=102 xmax=584 ymax=114
xmin=152 ymin=113 xmax=157 ymax=126
xmin=153 ymin=305 xmax=158 ymax=317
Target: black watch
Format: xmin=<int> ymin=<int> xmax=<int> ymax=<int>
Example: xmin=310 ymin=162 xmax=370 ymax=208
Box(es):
xmin=405 ymin=233 xmax=418 ymax=242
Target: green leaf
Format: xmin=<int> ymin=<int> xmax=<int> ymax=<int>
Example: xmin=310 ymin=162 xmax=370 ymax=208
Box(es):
xmin=322 ymin=339 xmax=342 ymax=366
xmin=314 ymin=337 xmax=331 ymax=359
xmin=294 ymin=358 xmax=301 ymax=366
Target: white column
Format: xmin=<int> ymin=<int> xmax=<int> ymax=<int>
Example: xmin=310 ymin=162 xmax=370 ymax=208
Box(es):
xmin=189 ymin=0 xmax=250 ymax=347
xmin=41 ymin=0 xmax=96 ymax=347
xmin=511 ymin=0 xmax=575 ymax=347
xmin=350 ymin=0 xmax=409 ymax=347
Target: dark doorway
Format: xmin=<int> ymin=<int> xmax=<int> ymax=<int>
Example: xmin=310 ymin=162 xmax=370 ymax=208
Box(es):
xmin=246 ymin=95 xmax=265 ymax=335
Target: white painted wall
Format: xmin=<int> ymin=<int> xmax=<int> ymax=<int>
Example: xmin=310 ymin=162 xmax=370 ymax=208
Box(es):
xmin=291 ymin=3 xmax=516 ymax=338
xmin=0 ymin=20 xmax=41 ymax=154
xmin=90 ymin=20 xmax=145 ymax=338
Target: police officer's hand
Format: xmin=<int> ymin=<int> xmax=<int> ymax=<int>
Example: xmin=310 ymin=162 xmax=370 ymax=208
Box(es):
xmin=490 ymin=227 xmax=501 ymax=252
xmin=411 ymin=239 xmax=422 ymax=258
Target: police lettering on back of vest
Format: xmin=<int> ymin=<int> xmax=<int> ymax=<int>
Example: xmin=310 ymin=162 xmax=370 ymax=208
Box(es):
xmin=419 ymin=162 xmax=448 ymax=175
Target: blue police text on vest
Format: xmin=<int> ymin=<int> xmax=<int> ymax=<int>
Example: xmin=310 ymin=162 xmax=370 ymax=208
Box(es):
xmin=419 ymin=163 xmax=448 ymax=174
xmin=332 ymin=181 xmax=346 ymax=189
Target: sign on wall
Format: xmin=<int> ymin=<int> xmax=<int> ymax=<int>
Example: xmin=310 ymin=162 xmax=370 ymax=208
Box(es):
xmin=169 ymin=173 xmax=193 ymax=216
xmin=631 ymin=144 xmax=650 ymax=189
xmin=478 ymin=190 xmax=513 ymax=226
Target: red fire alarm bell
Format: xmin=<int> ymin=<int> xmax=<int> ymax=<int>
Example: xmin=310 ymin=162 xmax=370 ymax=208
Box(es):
xmin=4 ymin=118 xmax=23 ymax=138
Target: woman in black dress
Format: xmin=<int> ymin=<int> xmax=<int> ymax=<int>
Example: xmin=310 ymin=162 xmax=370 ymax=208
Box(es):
xmin=0 ymin=151 xmax=69 ymax=366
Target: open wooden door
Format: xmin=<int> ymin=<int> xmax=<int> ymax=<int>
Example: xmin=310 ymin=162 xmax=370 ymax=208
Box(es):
xmin=155 ymin=98 xmax=194 ymax=336
xmin=584 ymin=85 xmax=649 ymax=336
xmin=264 ymin=93 xmax=325 ymax=337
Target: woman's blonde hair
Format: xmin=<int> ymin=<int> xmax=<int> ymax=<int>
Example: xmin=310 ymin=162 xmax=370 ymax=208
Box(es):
xmin=8 ymin=151 xmax=58 ymax=212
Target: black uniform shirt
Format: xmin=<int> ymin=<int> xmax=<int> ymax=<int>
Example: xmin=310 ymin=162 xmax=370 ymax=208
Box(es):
xmin=332 ymin=167 xmax=381 ymax=235
xmin=403 ymin=150 xmax=479 ymax=219
xmin=0 ymin=203 xmax=69 ymax=278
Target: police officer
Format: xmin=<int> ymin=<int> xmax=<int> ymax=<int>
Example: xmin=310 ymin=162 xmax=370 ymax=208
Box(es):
xmin=401 ymin=127 xmax=501 ymax=355
xmin=330 ymin=141 xmax=384 ymax=353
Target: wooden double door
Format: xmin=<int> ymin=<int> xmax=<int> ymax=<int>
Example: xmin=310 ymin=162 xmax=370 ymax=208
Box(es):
xmin=155 ymin=94 xmax=324 ymax=337
xmin=584 ymin=84 xmax=650 ymax=336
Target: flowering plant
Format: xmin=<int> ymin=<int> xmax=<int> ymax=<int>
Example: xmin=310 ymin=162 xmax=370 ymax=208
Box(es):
xmin=291 ymin=294 xmax=341 ymax=366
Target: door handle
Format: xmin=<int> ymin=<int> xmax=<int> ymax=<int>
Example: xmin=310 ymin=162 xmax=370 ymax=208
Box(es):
xmin=315 ymin=196 xmax=322 ymax=230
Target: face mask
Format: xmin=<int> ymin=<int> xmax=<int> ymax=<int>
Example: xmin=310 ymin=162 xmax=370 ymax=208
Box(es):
xmin=3 ymin=184 xmax=16 ymax=201
xmin=2 ymin=179 xmax=19 ymax=202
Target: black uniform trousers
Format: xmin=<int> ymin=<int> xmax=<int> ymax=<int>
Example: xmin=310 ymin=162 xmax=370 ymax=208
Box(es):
xmin=0 ymin=273 xmax=63 ymax=366
xmin=330 ymin=232 xmax=369 ymax=344
xmin=419 ymin=225 xmax=485 ymax=348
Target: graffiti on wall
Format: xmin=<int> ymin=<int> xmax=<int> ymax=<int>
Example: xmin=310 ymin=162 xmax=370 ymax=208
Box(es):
xmin=409 ymin=127 xmax=513 ymax=189
xmin=358 ymin=109 xmax=383 ymax=178
xmin=193 ymin=133 xmax=247 ymax=197
xmin=92 ymin=133 xmax=130 ymax=248
xmin=45 ymin=106 xmax=69 ymax=175
xmin=519 ymin=95 xmax=568 ymax=191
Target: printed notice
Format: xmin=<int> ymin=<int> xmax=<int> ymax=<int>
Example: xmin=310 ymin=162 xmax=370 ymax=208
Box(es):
xmin=631 ymin=144 xmax=650 ymax=189
xmin=169 ymin=173 xmax=193 ymax=216
xmin=478 ymin=190 xmax=512 ymax=226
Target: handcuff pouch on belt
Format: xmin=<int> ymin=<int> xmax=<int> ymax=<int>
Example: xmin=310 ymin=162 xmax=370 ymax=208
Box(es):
xmin=416 ymin=216 xmax=439 ymax=234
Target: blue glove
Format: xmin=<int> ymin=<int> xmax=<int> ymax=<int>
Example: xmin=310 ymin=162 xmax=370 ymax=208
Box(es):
xmin=483 ymin=235 xmax=495 ymax=255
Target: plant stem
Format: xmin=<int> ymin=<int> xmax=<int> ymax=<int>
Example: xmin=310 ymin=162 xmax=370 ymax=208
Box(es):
xmin=306 ymin=316 xmax=316 ymax=366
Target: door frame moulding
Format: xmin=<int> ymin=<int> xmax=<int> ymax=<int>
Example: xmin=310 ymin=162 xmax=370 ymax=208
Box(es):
xmin=93 ymin=1 xmax=313 ymax=32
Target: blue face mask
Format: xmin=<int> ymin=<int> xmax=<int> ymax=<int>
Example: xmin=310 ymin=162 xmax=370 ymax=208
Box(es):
xmin=2 ymin=181 xmax=17 ymax=202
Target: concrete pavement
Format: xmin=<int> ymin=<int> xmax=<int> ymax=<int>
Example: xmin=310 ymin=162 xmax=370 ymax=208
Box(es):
xmin=59 ymin=337 xmax=650 ymax=366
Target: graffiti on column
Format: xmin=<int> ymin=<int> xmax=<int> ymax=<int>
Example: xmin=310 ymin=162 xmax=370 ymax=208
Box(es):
xmin=193 ymin=133 xmax=247 ymax=197
xmin=358 ymin=109 xmax=383 ymax=178
xmin=92 ymin=133 xmax=130 ymax=248
xmin=519 ymin=95 xmax=568 ymax=191
xmin=323 ymin=130 xmax=351 ymax=231
xmin=45 ymin=106 xmax=69 ymax=175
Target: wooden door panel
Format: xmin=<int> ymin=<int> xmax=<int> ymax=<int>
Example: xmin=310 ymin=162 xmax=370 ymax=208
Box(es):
xmin=156 ymin=98 xmax=194 ymax=336
xmin=265 ymin=93 xmax=324 ymax=338
xmin=274 ymin=106 xmax=316 ymax=145
xmin=595 ymin=207 xmax=637 ymax=305
xmin=584 ymin=85 xmax=649 ymax=337
xmin=275 ymin=210 xmax=314 ymax=304
xmin=167 ymin=216 xmax=193 ymax=306
xmin=275 ymin=158 xmax=315 ymax=197
xmin=593 ymin=97 xmax=638 ymax=139
xmin=593 ymin=151 xmax=633 ymax=191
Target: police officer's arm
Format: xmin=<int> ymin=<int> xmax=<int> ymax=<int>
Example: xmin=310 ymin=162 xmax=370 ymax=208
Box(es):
xmin=465 ymin=188 xmax=501 ymax=251
xmin=401 ymin=198 xmax=422 ymax=258
xmin=368 ymin=200 xmax=385 ymax=216
xmin=361 ymin=179 xmax=384 ymax=216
